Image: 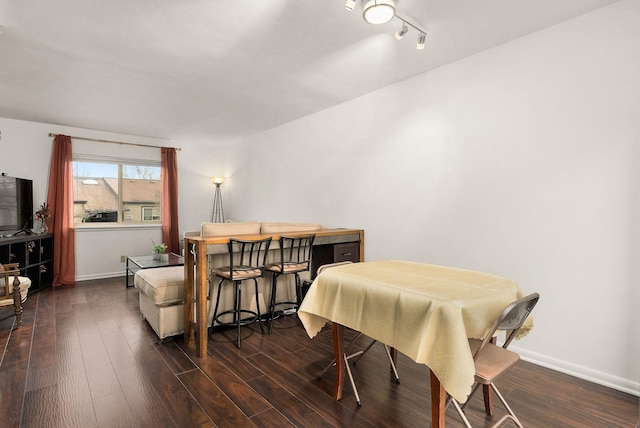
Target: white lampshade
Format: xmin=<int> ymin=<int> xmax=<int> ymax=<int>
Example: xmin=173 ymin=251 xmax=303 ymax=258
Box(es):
xmin=211 ymin=176 xmax=225 ymax=185
xmin=362 ymin=0 xmax=396 ymax=25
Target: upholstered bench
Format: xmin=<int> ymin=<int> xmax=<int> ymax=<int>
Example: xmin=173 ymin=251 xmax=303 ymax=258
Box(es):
xmin=135 ymin=266 xmax=185 ymax=340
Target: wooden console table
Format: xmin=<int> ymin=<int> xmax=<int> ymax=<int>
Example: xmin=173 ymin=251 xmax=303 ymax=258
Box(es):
xmin=183 ymin=228 xmax=364 ymax=357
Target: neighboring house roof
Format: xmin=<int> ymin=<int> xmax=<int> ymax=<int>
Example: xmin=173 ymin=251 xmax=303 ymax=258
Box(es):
xmin=74 ymin=177 xmax=160 ymax=211
xmin=74 ymin=178 xmax=117 ymax=211
xmin=104 ymin=178 xmax=161 ymax=204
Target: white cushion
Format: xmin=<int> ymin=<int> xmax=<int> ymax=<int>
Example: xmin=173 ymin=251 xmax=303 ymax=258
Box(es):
xmin=201 ymin=221 xmax=262 ymax=237
xmin=0 ymin=276 xmax=31 ymax=304
xmin=259 ymin=222 xmax=325 ymax=234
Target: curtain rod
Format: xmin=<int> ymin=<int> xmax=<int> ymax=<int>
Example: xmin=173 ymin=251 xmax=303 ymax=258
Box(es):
xmin=48 ymin=132 xmax=181 ymax=151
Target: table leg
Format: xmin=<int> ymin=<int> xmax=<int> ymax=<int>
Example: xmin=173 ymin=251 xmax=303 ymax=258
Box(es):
xmin=331 ymin=323 xmax=345 ymax=401
xmin=195 ymin=240 xmax=208 ymax=358
xmin=184 ymin=241 xmax=195 ymax=349
xmin=430 ymin=370 xmax=446 ymax=428
xmin=390 ymin=347 xmax=398 ymax=368
xmin=125 ymin=258 xmax=130 ymax=288
xmin=483 ymin=385 xmax=493 ymax=415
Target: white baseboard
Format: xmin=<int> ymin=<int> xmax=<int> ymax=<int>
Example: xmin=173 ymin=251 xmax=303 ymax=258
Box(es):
xmin=75 ymin=271 xmax=127 ymax=282
xmin=514 ymin=346 xmax=639 ymax=397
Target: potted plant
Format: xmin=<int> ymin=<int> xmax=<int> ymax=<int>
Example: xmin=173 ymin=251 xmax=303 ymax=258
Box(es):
xmin=152 ymin=241 xmax=168 ymax=261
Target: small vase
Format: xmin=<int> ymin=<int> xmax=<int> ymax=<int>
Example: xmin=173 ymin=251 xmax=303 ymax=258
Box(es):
xmin=40 ymin=220 xmax=48 ymax=234
xmin=152 ymin=253 xmax=160 ymax=260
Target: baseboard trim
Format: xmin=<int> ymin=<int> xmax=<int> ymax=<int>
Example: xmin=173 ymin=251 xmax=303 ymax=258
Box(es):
xmin=76 ymin=272 xmax=126 ymax=282
xmin=514 ymin=346 xmax=639 ymax=397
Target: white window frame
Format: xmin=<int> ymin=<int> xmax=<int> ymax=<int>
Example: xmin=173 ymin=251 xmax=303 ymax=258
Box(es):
xmin=142 ymin=206 xmax=161 ymax=221
xmin=72 ymin=153 xmax=162 ymax=229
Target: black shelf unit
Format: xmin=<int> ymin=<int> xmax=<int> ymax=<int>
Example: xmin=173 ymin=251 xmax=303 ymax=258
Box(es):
xmin=0 ymin=233 xmax=53 ymax=293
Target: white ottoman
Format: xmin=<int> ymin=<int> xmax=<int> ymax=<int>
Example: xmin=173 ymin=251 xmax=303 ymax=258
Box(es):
xmin=135 ymin=266 xmax=185 ymax=340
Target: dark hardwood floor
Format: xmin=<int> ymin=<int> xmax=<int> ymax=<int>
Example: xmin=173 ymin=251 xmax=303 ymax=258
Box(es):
xmin=1 ymin=277 xmax=638 ymax=427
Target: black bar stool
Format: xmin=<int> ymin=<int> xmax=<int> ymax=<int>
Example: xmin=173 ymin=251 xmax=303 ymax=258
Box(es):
xmin=210 ymin=237 xmax=272 ymax=348
xmin=265 ymin=234 xmax=315 ymax=333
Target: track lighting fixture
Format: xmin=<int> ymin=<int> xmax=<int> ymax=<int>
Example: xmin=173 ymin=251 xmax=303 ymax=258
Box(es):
xmin=395 ymin=21 xmax=408 ymax=40
xmin=346 ymin=3 xmax=427 ymax=51
xmin=394 ymin=15 xmax=428 ymax=50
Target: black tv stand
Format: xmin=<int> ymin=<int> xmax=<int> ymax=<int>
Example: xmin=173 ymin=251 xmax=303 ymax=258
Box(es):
xmin=0 ymin=233 xmax=53 ymax=293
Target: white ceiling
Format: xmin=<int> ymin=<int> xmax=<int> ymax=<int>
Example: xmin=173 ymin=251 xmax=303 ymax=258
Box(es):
xmin=0 ymin=0 xmax=619 ymax=144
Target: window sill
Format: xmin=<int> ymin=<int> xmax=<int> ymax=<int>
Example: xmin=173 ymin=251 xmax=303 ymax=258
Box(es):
xmin=74 ymin=223 xmax=162 ymax=232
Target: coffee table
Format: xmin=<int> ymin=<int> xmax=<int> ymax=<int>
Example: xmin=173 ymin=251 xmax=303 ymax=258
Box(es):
xmin=125 ymin=253 xmax=184 ymax=288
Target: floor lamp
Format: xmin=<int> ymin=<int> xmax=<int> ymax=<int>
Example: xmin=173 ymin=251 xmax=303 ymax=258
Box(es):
xmin=211 ymin=176 xmax=225 ymax=223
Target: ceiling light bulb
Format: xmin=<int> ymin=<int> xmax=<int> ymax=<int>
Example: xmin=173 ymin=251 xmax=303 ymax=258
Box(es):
xmin=345 ymin=0 xmax=356 ymax=11
xmin=363 ymin=0 xmax=396 ymax=25
xmin=417 ymin=32 xmax=426 ymax=50
xmin=395 ymin=22 xmax=408 ymax=40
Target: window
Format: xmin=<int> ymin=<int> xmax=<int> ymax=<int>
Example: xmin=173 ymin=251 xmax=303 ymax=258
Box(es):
xmin=72 ymin=159 xmax=161 ymax=224
xmin=142 ymin=206 xmax=161 ymax=221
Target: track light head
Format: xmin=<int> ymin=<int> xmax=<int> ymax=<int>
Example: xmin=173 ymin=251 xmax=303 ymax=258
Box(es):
xmin=395 ymin=22 xmax=408 ymax=40
xmin=345 ymin=0 xmax=356 ymax=11
xmin=417 ymin=32 xmax=426 ymax=50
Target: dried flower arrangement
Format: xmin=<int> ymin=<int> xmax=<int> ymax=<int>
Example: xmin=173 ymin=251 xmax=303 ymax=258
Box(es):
xmin=35 ymin=202 xmax=50 ymax=221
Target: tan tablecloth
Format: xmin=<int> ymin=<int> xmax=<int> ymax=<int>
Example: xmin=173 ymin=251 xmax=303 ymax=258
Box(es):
xmin=298 ymin=260 xmax=531 ymax=402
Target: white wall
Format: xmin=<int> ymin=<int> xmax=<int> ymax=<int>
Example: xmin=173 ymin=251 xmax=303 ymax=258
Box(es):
xmin=176 ymin=139 xmax=245 ymax=232
xmin=227 ymin=1 xmax=640 ymax=394
xmin=0 ymin=119 xmax=163 ymax=278
xmin=0 ymin=118 xmax=231 ymax=279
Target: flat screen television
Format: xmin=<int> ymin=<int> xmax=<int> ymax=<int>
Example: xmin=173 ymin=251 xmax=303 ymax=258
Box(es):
xmin=0 ymin=175 xmax=34 ymax=233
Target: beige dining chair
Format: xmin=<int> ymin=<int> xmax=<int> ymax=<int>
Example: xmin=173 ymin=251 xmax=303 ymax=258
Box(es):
xmin=449 ymin=292 xmax=540 ymax=428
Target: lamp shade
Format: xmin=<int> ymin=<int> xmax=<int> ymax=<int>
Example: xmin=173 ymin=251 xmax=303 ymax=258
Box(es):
xmin=363 ymin=0 xmax=396 ymax=24
xmin=211 ymin=176 xmax=225 ymax=185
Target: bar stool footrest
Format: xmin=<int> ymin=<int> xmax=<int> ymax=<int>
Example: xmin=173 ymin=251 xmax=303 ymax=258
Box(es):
xmin=214 ymin=309 xmax=260 ymax=327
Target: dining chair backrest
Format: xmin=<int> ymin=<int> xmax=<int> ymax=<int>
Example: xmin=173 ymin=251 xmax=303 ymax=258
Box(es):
xmin=226 ymin=237 xmax=272 ymax=281
xmin=1 ymin=263 xmax=25 ymax=327
xmin=275 ymin=235 xmax=315 ymax=272
xmin=317 ymin=261 xmax=353 ymax=276
xmin=0 ymin=263 xmax=21 ymax=298
xmin=473 ymin=293 xmax=540 ymax=358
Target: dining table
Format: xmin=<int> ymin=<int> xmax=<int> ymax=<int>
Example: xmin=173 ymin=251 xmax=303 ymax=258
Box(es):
xmin=297 ymin=260 xmax=532 ymax=428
